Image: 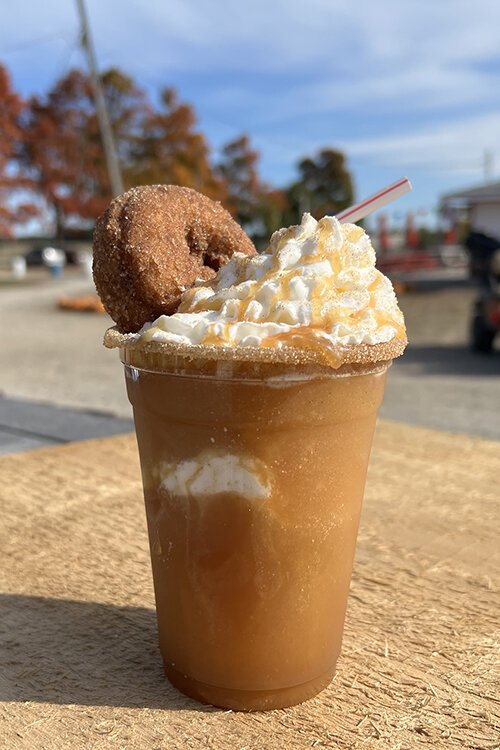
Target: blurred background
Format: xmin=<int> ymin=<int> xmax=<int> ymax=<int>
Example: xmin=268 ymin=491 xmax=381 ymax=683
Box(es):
xmin=1 ymin=0 xmax=499 ymax=452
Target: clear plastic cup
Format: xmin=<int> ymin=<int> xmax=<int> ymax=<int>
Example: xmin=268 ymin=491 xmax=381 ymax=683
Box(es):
xmin=122 ymin=349 xmax=389 ymax=711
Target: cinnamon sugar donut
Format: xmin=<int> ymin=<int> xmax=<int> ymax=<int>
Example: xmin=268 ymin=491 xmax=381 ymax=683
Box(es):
xmin=93 ymin=185 xmax=256 ymax=333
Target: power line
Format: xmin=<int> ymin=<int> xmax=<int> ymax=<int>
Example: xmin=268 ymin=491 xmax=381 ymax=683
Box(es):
xmin=2 ymin=31 xmax=72 ymax=56
xmin=49 ymin=32 xmax=81 ymax=85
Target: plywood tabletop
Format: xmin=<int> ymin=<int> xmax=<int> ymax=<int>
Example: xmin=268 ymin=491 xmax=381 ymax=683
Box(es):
xmin=0 ymin=422 xmax=498 ymax=749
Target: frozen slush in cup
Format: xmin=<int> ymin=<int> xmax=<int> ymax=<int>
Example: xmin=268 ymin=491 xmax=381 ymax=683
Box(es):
xmin=95 ymin=187 xmax=407 ymax=711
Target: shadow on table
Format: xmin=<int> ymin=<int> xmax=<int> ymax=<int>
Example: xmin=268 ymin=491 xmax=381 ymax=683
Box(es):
xmin=393 ymin=344 xmax=500 ymax=377
xmin=0 ymin=593 xmax=216 ymax=711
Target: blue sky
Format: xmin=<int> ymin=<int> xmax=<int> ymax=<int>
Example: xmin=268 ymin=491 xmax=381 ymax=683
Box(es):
xmin=2 ymin=0 xmax=500 ymax=229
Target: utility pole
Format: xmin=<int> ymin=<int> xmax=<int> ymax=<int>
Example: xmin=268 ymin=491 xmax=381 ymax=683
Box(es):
xmin=76 ymin=0 xmax=124 ymax=196
xmin=483 ymin=149 xmax=494 ymax=184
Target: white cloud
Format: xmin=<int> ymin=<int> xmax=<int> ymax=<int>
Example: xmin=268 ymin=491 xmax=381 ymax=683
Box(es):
xmin=246 ymin=110 xmax=499 ymax=182
xmin=342 ymin=111 xmax=500 ymax=173
xmin=205 ymin=62 xmax=496 ymax=129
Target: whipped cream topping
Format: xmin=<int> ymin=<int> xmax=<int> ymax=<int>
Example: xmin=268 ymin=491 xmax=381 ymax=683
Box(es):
xmin=136 ymin=213 xmax=406 ymax=352
xmin=160 ymin=452 xmax=271 ymax=500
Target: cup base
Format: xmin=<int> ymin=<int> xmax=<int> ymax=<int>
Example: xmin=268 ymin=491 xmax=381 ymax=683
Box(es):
xmin=163 ymin=661 xmax=336 ymax=711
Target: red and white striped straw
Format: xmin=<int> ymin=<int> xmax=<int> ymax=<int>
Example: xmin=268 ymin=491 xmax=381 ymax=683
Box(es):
xmin=336 ymin=177 xmax=412 ymax=224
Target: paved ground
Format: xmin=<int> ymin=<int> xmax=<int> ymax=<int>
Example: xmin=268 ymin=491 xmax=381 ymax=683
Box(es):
xmin=380 ymin=281 xmax=500 ymax=440
xmin=1 ymin=269 xmax=499 ymax=450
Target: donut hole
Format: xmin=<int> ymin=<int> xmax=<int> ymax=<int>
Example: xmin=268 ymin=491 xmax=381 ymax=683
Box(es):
xmin=202 ymin=251 xmax=222 ymax=272
xmin=185 ymin=226 xmax=223 ymax=272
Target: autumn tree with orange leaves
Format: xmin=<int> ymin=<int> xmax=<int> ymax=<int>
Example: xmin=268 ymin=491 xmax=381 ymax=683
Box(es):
xmin=20 ymin=72 xmax=227 ymax=234
xmin=129 ymin=87 xmax=226 ymax=202
xmin=0 ymin=64 xmax=37 ymax=237
xmin=216 ymin=135 xmax=262 ymax=227
xmin=1 ymin=61 xmax=354 ymax=238
xmin=20 ymin=68 xmax=150 ymax=236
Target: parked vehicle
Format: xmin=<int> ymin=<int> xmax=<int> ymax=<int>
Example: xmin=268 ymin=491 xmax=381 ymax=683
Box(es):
xmin=465 ymin=232 xmax=500 ymax=352
xmin=23 ymin=245 xmax=81 ymax=266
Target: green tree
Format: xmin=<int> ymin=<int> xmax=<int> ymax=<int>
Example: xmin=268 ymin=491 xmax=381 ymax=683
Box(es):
xmin=251 ymin=188 xmax=290 ymax=250
xmin=286 ymin=148 xmax=354 ymax=221
xmin=216 ymin=135 xmax=292 ymax=247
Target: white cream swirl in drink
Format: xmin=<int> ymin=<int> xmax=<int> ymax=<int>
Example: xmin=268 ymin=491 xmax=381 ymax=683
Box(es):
xmin=136 ymin=213 xmax=406 ymax=354
xmin=160 ymin=451 xmax=271 ymax=500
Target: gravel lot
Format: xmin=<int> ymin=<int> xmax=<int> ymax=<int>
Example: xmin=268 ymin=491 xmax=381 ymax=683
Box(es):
xmin=1 ymin=270 xmax=499 ymax=440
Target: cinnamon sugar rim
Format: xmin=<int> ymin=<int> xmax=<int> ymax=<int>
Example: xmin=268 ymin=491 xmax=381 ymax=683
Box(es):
xmin=104 ymin=326 xmax=407 ymax=371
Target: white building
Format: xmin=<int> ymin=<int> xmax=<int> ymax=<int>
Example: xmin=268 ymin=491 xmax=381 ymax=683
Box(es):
xmin=440 ymin=181 xmax=500 ymax=240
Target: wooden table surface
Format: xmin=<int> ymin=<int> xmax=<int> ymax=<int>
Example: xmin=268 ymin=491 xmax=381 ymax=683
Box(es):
xmin=0 ymin=422 xmax=498 ymax=750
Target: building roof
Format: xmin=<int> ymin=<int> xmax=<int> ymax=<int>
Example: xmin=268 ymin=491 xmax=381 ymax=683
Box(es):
xmin=441 ymin=181 xmax=500 ymax=205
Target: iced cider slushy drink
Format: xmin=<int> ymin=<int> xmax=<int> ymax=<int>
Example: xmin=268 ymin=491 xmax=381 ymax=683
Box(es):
xmin=102 ymin=208 xmax=407 ymax=710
